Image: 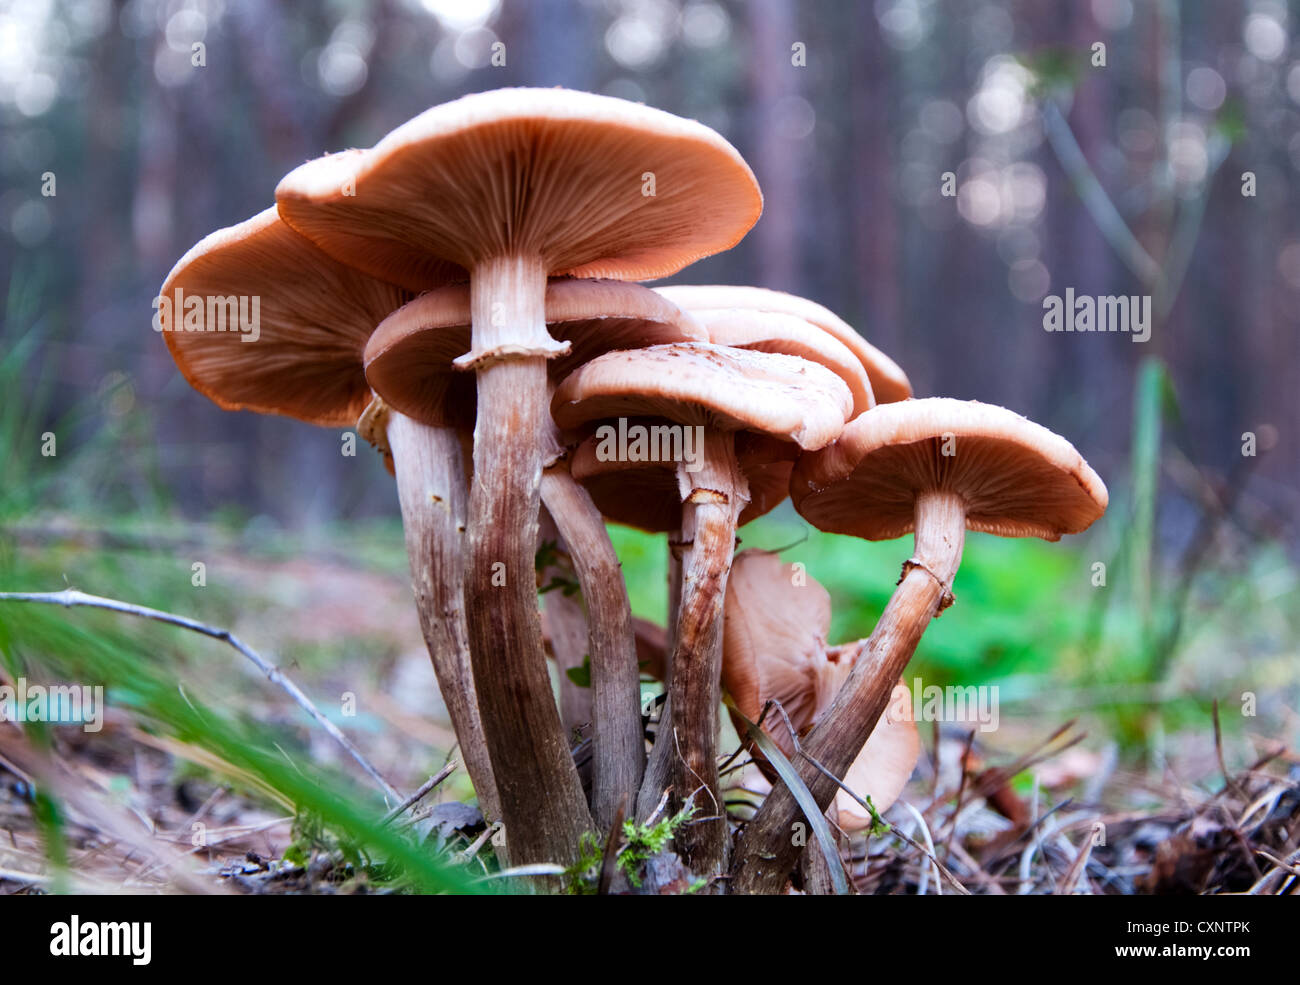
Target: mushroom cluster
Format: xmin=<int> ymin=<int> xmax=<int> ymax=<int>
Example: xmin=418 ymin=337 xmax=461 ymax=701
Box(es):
xmin=157 ymin=88 xmax=1106 ymax=892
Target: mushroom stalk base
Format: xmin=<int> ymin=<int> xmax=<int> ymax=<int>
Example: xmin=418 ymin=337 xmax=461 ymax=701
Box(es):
xmin=638 ymin=430 xmax=746 ymax=883
xmin=464 ymin=254 xmax=592 ymax=869
xmin=541 ymin=465 xmax=645 ymax=832
xmin=387 ymin=413 xmax=501 ymax=824
xmin=729 ymin=490 xmax=966 ymax=894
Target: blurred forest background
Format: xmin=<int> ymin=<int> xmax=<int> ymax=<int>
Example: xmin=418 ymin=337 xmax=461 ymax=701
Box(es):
xmin=2 ymin=0 xmax=1296 ymax=536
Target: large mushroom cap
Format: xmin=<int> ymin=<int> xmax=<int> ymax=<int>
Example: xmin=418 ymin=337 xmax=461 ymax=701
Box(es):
xmin=551 ymin=342 xmax=853 ymax=450
xmin=655 ymin=284 xmax=912 ymax=404
xmin=158 ymin=206 xmax=408 ymax=428
xmin=364 ymin=279 xmax=704 ymax=428
xmin=277 ymin=88 xmax=763 ymax=292
xmin=793 ymin=397 xmax=1109 ymax=541
xmin=570 ymin=429 xmax=798 ymax=532
xmin=694 ymin=308 xmax=875 ymax=416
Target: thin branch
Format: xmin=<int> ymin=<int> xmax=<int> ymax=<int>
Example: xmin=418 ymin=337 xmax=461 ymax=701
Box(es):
xmin=1154 ymin=134 xmax=1230 ymax=318
xmin=1040 ymin=100 xmax=1162 ymax=285
xmin=456 ymin=822 xmax=502 ymax=868
xmin=380 ymin=761 xmax=458 ymax=825
xmin=0 ymin=588 xmax=401 ymax=804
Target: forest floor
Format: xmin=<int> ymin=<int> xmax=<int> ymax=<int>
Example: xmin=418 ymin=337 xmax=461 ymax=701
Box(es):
xmin=1 ymin=527 xmax=1297 ymax=895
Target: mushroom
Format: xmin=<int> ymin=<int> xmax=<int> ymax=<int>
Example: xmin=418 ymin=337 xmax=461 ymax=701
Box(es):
xmin=540 ymin=585 xmax=670 ymax=798
xmin=155 ymin=207 xmax=499 ymax=820
xmin=654 ymin=285 xmax=912 ymax=405
xmin=363 ymin=277 xmax=705 ymax=828
xmin=730 ymin=397 xmax=1107 ymax=892
xmin=537 ymin=573 xmax=672 ymax=742
xmin=833 ymin=677 xmax=919 ymax=832
xmin=277 ymin=89 xmax=762 ymax=865
xmin=537 ymin=532 xmax=593 ymax=751
xmin=567 ymin=430 xmax=801 ymax=535
xmin=690 ymin=309 xmax=876 ymax=417
xmin=551 ymin=342 xmax=852 ymax=877
xmin=721 ymin=550 xmax=919 ymax=830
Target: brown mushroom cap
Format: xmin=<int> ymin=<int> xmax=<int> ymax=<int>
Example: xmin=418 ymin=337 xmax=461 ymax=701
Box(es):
xmin=792 ymin=397 xmax=1109 ymax=541
xmin=834 ymin=678 xmax=920 ymax=831
xmin=157 ymin=206 xmax=408 ymax=428
xmin=551 ymin=342 xmax=853 ymax=450
xmin=363 ymin=279 xmax=705 ymax=428
xmin=570 ymin=429 xmax=798 ymax=532
xmin=694 ymin=308 xmax=876 ymax=416
xmin=655 ymin=284 xmax=912 ymax=404
xmin=276 ymin=88 xmax=763 ymax=292
xmin=722 ymin=550 xmax=834 ymax=736
xmin=721 ymin=551 xmax=919 ymax=821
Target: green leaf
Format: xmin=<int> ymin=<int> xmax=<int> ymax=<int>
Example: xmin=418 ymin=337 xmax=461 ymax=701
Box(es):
xmin=538 ymin=575 xmax=580 ymax=597
xmin=565 ymin=656 xmax=592 ymax=688
xmin=1017 ymin=47 xmax=1083 ymax=100
xmin=1213 ymin=100 xmax=1247 ymax=144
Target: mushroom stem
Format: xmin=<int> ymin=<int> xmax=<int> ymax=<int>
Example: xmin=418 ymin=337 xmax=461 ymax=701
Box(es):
xmin=666 ymin=532 xmax=684 ymax=670
xmin=540 ymin=463 xmax=646 ymax=831
xmin=729 ymin=489 xmax=966 ymax=894
xmin=462 ymin=254 xmax=592 ymax=867
xmin=538 ymin=509 xmax=595 ymax=755
xmin=385 ymin=412 xmax=502 ymax=823
xmin=639 ymin=428 xmax=748 ymax=881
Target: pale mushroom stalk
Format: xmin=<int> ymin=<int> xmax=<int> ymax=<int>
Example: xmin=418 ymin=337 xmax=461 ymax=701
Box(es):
xmin=538 ymin=508 xmax=596 ymax=753
xmin=539 ymin=458 xmax=645 ymax=829
xmin=544 ymin=587 xmax=593 ymax=751
xmin=460 ymin=256 xmax=594 ymax=864
xmin=666 ymin=534 xmax=684 ymax=662
xmin=729 ymin=490 xmax=964 ymax=894
xmin=372 ymin=405 xmax=503 ymax=825
xmin=640 ymin=428 xmax=749 ymax=877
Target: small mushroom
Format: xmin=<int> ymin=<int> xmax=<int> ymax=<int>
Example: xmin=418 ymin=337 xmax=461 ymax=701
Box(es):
xmin=730 ymin=397 xmax=1107 ymax=893
xmin=568 ymin=430 xmax=801 ymax=534
xmin=721 ymin=550 xmax=918 ymax=830
xmin=364 ymin=277 xmax=704 ymax=829
xmin=156 ymin=207 xmax=499 ymax=820
xmin=551 ymin=342 xmax=852 ymax=877
xmin=279 ymin=90 xmax=762 ymax=865
xmin=655 ymin=284 xmax=912 ymax=405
